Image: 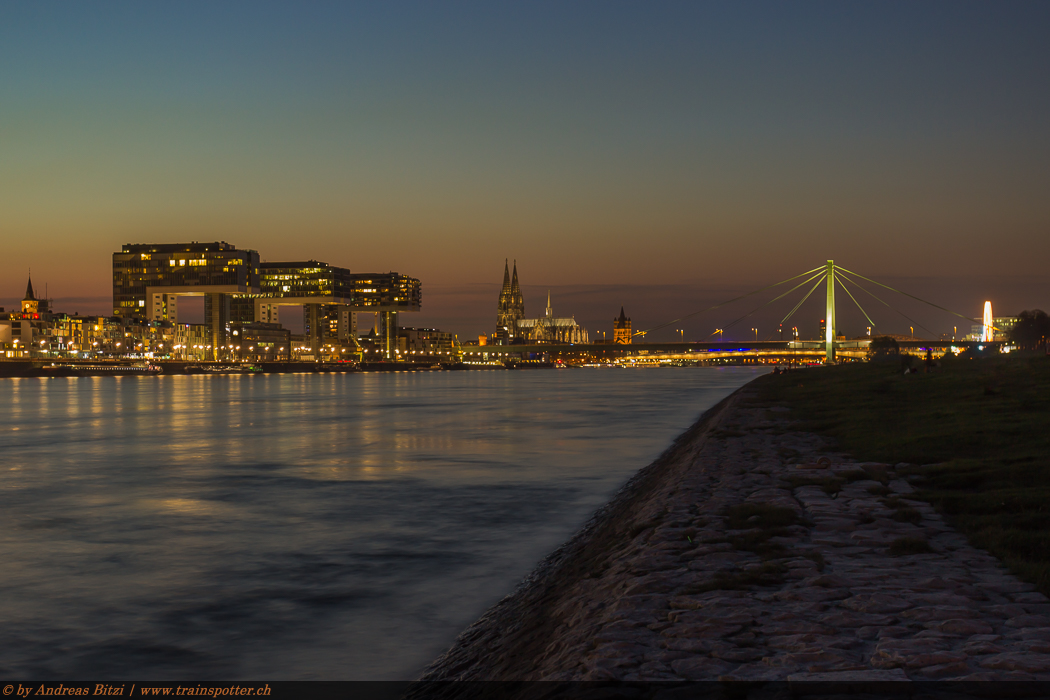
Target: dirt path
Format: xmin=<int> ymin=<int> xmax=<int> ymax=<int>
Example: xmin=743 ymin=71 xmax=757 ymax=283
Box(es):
xmin=418 ymin=385 xmax=1050 ymax=681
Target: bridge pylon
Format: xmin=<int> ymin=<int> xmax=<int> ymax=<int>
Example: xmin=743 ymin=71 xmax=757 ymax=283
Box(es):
xmin=825 ymin=260 xmax=835 ymax=364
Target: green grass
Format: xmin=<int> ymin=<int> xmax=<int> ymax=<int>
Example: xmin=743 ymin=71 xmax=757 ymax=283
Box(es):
xmin=755 ymin=355 xmax=1050 ymax=595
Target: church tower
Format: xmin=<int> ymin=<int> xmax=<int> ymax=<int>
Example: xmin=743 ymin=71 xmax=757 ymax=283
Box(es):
xmin=496 ymin=260 xmax=525 ymax=341
xmin=613 ymin=306 xmax=632 ymax=344
xmin=21 ymin=273 xmax=40 ymax=314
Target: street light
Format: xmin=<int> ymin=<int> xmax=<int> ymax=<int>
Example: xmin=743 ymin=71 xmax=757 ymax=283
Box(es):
xmin=752 ymin=328 xmax=758 ymax=341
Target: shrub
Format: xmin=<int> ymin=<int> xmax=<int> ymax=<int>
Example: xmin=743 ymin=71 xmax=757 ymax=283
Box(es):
xmin=869 ymin=336 xmax=900 ymax=360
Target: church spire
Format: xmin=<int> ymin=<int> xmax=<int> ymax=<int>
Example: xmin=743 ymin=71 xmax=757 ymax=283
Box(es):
xmin=496 ymin=258 xmax=526 ymax=341
xmin=21 ymin=270 xmax=41 ymax=314
xmin=510 ymin=261 xmax=524 ymax=313
xmin=613 ymin=306 xmax=632 ymax=344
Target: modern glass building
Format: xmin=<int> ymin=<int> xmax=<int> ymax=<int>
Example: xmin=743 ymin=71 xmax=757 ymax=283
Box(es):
xmin=236 ymin=262 xmax=421 ymax=357
xmin=254 ymin=261 xmax=420 ymax=308
xmin=113 ymin=245 xmax=420 ymax=360
xmin=112 ymin=242 xmax=261 ymax=319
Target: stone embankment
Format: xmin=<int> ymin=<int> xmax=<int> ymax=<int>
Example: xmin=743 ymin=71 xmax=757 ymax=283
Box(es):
xmin=419 ymin=384 xmax=1050 ymax=682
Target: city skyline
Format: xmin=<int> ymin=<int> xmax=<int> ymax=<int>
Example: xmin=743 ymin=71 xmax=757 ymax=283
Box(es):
xmin=2 ymin=261 xmax=1043 ymax=344
xmin=3 ymin=3 xmax=1049 ymax=338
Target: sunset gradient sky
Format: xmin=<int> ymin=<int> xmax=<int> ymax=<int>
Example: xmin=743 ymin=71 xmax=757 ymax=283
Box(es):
xmin=3 ymin=2 xmax=1048 ymax=339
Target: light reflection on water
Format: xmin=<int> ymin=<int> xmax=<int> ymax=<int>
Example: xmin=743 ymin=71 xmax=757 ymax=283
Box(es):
xmin=0 ymin=367 xmax=763 ymax=679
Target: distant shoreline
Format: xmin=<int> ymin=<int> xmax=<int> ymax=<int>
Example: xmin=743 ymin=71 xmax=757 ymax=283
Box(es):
xmin=0 ymin=359 xmax=467 ymax=377
xmin=0 ymin=360 xmax=749 ymax=378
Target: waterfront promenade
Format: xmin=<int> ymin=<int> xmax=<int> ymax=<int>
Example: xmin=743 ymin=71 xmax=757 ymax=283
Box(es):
xmin=419 ymin=381 xmax=1050 ymax=681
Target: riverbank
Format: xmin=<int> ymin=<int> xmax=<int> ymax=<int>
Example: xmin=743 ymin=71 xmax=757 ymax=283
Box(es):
xmin=418 ymin=366 xmax=1050 ymax=682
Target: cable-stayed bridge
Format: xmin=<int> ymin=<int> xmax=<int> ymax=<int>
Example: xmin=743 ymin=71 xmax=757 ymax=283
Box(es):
xmin=472 ymin=261 xmax=998 ymax=363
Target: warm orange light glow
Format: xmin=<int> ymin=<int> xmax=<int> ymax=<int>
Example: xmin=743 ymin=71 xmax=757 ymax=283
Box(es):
xmin=983 ymin=301 xmax=993 ymax=342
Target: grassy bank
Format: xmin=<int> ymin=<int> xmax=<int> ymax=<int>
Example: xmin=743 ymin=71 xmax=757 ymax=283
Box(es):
xmin=756 ymin=354 xmax=1050 ymax=595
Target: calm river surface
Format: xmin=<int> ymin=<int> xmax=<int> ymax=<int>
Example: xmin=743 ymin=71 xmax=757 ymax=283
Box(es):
xmin=0 ymin=367 xmax=763 ymax=679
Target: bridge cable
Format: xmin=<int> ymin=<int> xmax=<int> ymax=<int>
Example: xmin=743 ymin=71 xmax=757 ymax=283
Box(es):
xmin=835 ymin=270 xmax=937 ymax=339
xmin=835 ymin=270 xmax=935 ymax=337
xmin=835 ymin=276 xmax=876 ymax=330
xmin=775 ymin=273 xmax=828 ymax=335
xmin=714 ymin=270 xmax=827 ymax=340
xmin=764 ymin=270 xmax=827 ymax=340
xmin=634 ymin=266 xmax=825 ymax=338
xmin=835 ymin=266 xmax=984 ymax=328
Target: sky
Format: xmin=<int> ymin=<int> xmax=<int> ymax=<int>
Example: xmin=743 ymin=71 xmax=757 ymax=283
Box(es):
xmin=2 ymin=2 xmax=1048 ymax=340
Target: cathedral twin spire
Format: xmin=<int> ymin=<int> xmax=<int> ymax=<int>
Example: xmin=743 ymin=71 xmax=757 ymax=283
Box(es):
xmin=494 ymin=259 xmax=590 ymax=344
xmin=496 ymin=259 xmax=525 ymax=335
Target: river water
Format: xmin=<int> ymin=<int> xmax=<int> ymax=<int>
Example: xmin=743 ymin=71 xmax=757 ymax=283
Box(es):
xmin=0 ymin=367 xmax=763 ymax=679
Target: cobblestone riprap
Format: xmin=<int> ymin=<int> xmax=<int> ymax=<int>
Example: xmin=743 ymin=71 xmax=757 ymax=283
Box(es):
xmin=418 ymin=386 xmax=1050 ymax=683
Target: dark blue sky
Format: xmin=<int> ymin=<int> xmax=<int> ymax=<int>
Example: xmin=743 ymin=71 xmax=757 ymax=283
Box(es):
xmin=3 ymin=2 xmax=1048 ymax=338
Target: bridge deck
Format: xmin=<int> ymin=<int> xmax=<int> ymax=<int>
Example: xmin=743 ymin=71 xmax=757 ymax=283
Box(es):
xmin=464 ymin=339 xmax=991 ymax=355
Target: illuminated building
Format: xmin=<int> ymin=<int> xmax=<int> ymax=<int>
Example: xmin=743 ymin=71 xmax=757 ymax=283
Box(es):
xmin=967 ymin=306 xmax=1018 ymax=342
xmin=4 ymin=275 xmax=52 ymax=356
xmin=516 ymin=291 xmax=589 ymax=344
xmin=172 ymin=324 xmax=212 ymax=360
xmin=494 ymin=262 xmax=588 ymax=344
xmin=0 ymin=314 xmax=9 ymax=356
xmin=613 ymin=307 xmax=632 ymax=344
xmin=495 ymin=260 xmax=525 ymax=343
xmin=21 ymin=274 xmax=48 ymax=314
xmin=229 ymin=322 xmax=291 ymax=362
xmin=993 ymin=316 xmax=1018 ymax=341
xmin=113 ymin=242 xmax=260 ymax=319
xmin=114 ymin=244 xmax=421 ymax=361
xmin=113 ymin=242 xmax=261 ymax=357
xmin=398 ymin=327 xmax=456 ymax=354
xmin=239 ymin=261 xmax=421 ymax=359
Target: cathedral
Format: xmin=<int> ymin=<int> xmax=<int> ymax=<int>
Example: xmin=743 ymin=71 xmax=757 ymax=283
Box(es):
xmin=495 ymin=261 xmax=588 ymax=344
xmin=495 ymin=259 xmax=525 ymax=342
